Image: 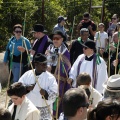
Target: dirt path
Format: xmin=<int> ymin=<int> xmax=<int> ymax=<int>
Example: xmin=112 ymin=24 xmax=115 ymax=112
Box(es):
xmin=0 ymin=89 xmax=7 ymax=108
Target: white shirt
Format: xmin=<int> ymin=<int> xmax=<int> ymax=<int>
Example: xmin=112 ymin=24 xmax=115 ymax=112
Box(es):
xmin=88 ymin=85 xmax=102 ymax=108
xmin=69 ymin=54 xmax=108 ymax=93
xmin=95 ymin=31 xmax=108 ymax=49
xmin=19 ymin=70 xmax=58 ymax=107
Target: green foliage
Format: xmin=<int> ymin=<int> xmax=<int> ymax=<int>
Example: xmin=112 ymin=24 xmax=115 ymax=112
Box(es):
xmin=0 ymin=0 xmax=119 ymax=51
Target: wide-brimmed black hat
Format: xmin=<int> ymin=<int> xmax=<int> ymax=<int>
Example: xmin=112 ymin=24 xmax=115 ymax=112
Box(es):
xmin=33 ymin=53 xmax=47 ymax=63
xmin=49 ymin=30 xmax=66 ymax=41
xmin=82 ymin=40 xmax=96 ymax=50
xmin=31 ymin=24 xmax=47 ymax=33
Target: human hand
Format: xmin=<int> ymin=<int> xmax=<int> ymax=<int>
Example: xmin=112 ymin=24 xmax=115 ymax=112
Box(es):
xmin=47 ymin=66 xmax=51 ymax=72
xmin=110 ymin=45 xmax=116 ymax=51
xmin=79 ymin=22 xmax=83 ymax=27
xmin=40 ymin=89 xmax=46 ymax=96
xmin=67 ymin=78 xmax=73 ymax=84
xmin=26 ymin=84 xmax=35 ymax=91
xmin=30 ymin=49 xmax=35 ymax=55
xmin=88 ymin=25 xmax=92 ymax=30
xmin=3 ymin=62 xmax=7 ymax=66
xmin=113 ymin=59 xmax=118 ymax=67
xmin=17 ymin=46 xmax=25 ymax=52
xmin=99 ymin=48 xmax=104 ymax=55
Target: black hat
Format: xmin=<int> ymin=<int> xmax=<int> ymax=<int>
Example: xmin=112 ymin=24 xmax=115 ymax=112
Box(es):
xmin=33 ymin=53 xmax=47 ymax=63
xmin=82 ymin=40 xmax=96 ymax=50
xmin=31 ymin=24 xmax=47 ymax=33
xmin=49 ymin=30 xmax=66 ymax=41
xmin=58 ymin=16 xmax=67 ymax=23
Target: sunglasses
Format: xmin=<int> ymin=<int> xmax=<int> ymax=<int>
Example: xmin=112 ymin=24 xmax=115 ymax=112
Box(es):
xmin=53 ymin=37 xmax=62 ymax=41
xmin=84 ymin=19 xmax=89 ymax=21
xmin=34 ymin=62 xmax=47 ymax=66
xmin=15 ymin=31 xmax=22 ymax=33
xmin=112 ymin=18 xmax=117 ymax=20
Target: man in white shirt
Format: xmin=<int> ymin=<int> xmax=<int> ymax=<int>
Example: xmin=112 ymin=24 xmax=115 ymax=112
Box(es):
xmin=19 ymin=53 xmax=58 ymax=120
xmin=67 ymin=40 xmax=108 ymax=93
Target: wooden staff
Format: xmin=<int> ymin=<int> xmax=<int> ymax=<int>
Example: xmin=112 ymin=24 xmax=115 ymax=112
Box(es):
xmin=97 ymin=31 xmax=103 ymax=58
xmin=19 ymin=11 xmax=26 ymax=78
xmin=108 ymin=36 xmax=111 ymax=77
xmin=70 ymin=16 xmax=76 ymax=45
xmin=19 ymin=40 xmax=23 ymax=78
xmin=56 ymin=53 xmax=61 ymax=119
xmin=59 ymin=55 xmax=72 ymax=88
xmin=115 ymin=29 xmax=120 ymax=74
xmin=5 ymin=43 xmax=15 ymax=108
xmin=22 ymin=38 xmax=54 ymax=120
xmin=23 ymin=11 xmax=26 ymax=36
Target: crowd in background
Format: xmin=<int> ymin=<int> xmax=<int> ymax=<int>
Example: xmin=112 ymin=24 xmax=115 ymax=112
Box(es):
xmin=0 ymin=12 xmax=120 ymax=120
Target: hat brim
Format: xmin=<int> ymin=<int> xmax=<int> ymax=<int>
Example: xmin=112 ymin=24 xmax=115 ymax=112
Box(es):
xmin=103 ymin=81 xmax=120 ymax=92
xmin=33 ymin=60 xmax=48 ymax=63
xmin=49 ymin=33 xmax=66 ymax=41
xmin=81 ymin=43 xmax=89 ymax=48
xmin=30 ymin=30 xmax=47 ymax=33
xmin=81 ymin=43 xmax=96 ymax=50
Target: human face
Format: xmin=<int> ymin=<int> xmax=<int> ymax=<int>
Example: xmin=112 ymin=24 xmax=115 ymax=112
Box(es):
xmin=112 ymin=17 xmax=118 ymax=23
xmin=53 ymin=35 xmax=63 ymax=47
xmin=10 ymin=95 xmax=24 ymax=105
xmin=83 ymin=46 xmax=93 ymax=56
xmin=34 ymin=62 xmax=47 ymax=73
xmin=13 ymin=28 xmax=22 ymax=39
xmin=33 ymin=32 xmax=41 ymax=39
xmin=81 ymin=32 xmax=89 ymax=41
xmin=113 ymin=34 xmax=118 ymax=43
xmin=83 ymin=17 xmax=90 ymax=23
xmin=60 ymin=20 xmax=65 ymax=26
xmin=98 ymin=25 xmax=104 ymax=32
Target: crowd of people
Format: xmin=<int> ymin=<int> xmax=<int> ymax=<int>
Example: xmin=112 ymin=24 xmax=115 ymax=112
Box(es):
xmin=0 ymin=12 xmax=120 ymax=120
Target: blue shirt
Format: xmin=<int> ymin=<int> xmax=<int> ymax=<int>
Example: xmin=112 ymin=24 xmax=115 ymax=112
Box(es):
xmin=3 ymin=36 xmax=31 ymax=62
xmin=53 ymin=23 xmax=68 ymax=41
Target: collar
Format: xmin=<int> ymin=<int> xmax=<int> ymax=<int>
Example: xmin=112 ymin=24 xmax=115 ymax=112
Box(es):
xmin=85 ymin=54 xmax=94 ymax=61
xmin=35 ymin=70 xmax=43 ymax=76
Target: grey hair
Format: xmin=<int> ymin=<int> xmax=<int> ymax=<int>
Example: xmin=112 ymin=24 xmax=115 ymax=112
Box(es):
xmin=103 ymin=89 xmax=120 ymax=99
xmin=80 ymin=28 xmax=89 ymax=35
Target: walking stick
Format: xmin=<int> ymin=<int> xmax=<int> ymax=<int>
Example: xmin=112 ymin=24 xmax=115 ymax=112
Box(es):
xmin=19 ymin=40 xmax=23 ymax=78
xmin=5 ymin=43 xmax=15 ymax=108
xmin=115 ymin=29 xmax=120 ymax=74
xmin=70 ymin=16 xmax=76 ymax=45
xmin=23 ymin=11 xmax=26 ymax=36
xmin=108 ymin=36 xmax=111 ymax=77
xmin=23 ymin=38 xmax=54 ymax=120
xmin=56 ymin=53 xmax=61 ymax=119
xmin=97 ymin=31 xmax=103 ymax=58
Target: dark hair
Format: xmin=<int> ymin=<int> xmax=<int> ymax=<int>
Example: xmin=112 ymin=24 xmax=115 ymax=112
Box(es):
xmin=0 ymin=108 xmax=12 ymax=120
xmin=7 ymin=82 xmax=26 ymax=97
xmin=77 ymin=73 xmax=91 ymax=86
xmin=63 ymin=88 xmax=87 ymax=117
xmin=13 ymin=24 xmax=22 ymax=31
xmin=83 ymin=12 xmax=90 ymax=18
xmin=87 ymin=98 xmax=120 ymax=120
